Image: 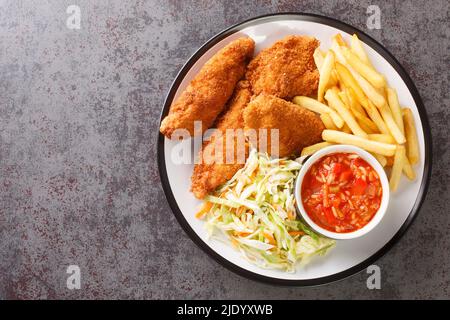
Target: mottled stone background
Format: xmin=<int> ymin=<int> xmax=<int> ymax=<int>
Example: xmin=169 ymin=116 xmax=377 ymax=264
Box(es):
xmin=0 ymin=0 xmax=448 ymax=299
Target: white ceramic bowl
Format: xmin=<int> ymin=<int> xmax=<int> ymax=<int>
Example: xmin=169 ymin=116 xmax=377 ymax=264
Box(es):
xmin=294 ymin=145 xmax=390 ymax=240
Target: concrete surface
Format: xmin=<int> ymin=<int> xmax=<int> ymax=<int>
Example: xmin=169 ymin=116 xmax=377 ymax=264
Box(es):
xmin=0 ymin=0 xmax=448 ymax=299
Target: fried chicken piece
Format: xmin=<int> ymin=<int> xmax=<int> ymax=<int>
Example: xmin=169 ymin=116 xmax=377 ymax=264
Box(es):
xmin=246 ymin=35 xmax=320 ymax=99
xmin=243 ymin=94 xmax=324 ymax=157
xmin=191 ymin=81 xmax=252 ymax=199
xmin=160 ymin=37 xmax=255 ymax=139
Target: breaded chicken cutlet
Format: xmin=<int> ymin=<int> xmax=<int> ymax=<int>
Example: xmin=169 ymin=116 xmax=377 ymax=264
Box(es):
xmin=160 ymin=37 xmax=255 ymax=138
xmin=191 ymin=80 xmax=252 ymax=199
xmin=243 ymin=94 xmax=324 ymax=158
xmin=246 ymin=35 xmax=320 ymax=99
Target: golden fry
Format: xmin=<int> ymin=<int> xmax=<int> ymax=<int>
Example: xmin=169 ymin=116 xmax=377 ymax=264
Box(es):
xmin=324 ymin=89 xmax=368 ymax=138
xmin=402 ymin=108 xmax=420 ymax=165
xmin=365 ymin=100 xmax=391 ymax=135
xmin=314 ymin=49 xmax=338 ymax=86
xmin=322 ymin=130 xmax=396 ymax=156
xmin=320 ymin=113 xmax=338 ymax=130
xmin=342 ymin=47 xmax=386 ymax=88
xmin=313 ymin=48 xmax=325 ymax=67
xmin=318 ymin=50 xmax=335 ymax=102
xmin=379 ymin=103 xmax=406 ymax=144
xmin=333 ymin=33 xmax=348 ymax=47
xmin=333 ymin=49 xmax=385 ymax=109
xmin=301 ymin=142 xmax=333 ymax=157
xmin=342 ymin=123 xmax=352 ymax=133
xmin=371 ymin=153 xmax=387 ymax=167
xmin=403 ymin=156 xmax=416 ymax=181
xmin=351 ymin=69 xmax=386 ymax=108
xmin=293 ymin=96 xmax=330 ymax=113
xmin=368 ymin=133 xmax=396 ymax=144
xmin=293 ymin=96 xmax=344 ymax=128
xmin=335 ymin=62 xmax=368 ymax=108
xmin=387 ymin=87 xmax=404 ymax=135
xmin=390 ymin=145 xmax=406 ymax=191
xmin=351 ymin=106 xmax=379 ymax=133
xmin=350 ymin=34 xmax=372 ymax=67
xmin=338 ymin=91 xmax=350 ymax=107
xmin=386 ymin=156 xmax=394 ymax=167
xmin=358 ymin=119 xmax=377 ymax=134
xmin=331 ymin=39 xmax=348 ymax=65
xmin=346 ymin=86 xmax=368 ymax=116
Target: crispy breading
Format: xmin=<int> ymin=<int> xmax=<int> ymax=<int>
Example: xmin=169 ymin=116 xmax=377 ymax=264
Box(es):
xmin=246 ymin=35 xmax=320 ymax=99
xmin=160 ymin=37 xmax=255 ymax=138
xmin=243 ymin=94 xmax=324 ymax=157
xmin=191 ymin=81 xmax=252 ymax=199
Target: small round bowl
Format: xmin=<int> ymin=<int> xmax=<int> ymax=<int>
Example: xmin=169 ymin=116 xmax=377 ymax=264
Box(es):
xmin=294 ymin=145 xmax=390 ymax=240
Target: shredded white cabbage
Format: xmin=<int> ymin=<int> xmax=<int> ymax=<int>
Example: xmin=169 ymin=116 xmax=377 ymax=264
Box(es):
xmin=201 ymin=149 xmax=335 ymax=272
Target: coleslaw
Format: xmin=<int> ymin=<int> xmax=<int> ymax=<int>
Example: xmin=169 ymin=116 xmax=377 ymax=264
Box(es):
xmin=197 ymin=149 xmax=335 ymax=272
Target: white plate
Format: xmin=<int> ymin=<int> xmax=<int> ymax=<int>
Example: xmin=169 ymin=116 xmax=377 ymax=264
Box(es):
xmin=157 ymin=13 xmax=431 ymax=285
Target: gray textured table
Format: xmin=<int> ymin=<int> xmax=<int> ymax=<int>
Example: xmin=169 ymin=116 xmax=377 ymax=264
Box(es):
xmin=0 ymin=0 xmax=448 ymax=299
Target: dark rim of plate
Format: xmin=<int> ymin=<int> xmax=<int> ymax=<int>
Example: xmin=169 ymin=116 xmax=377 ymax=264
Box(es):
xmin=156 ymin=12 xmax=432 ymax=286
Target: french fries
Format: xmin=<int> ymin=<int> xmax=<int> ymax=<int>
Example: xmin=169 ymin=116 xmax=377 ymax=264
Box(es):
xmin=346 ymin=86 xmax=370 ymax=117
xmin=365 ymin=100 xmax=391 ymax=135
xmin=320 ymin=113 xmax=338 ymax=130
xmin=318 ymin=51 xmax=335 ymax=102
xmin=350 ymin=105 xmax=379 ymax=133
xmin=342 ymin=47 xmax=386 ymax=88
xmin=314 ymin=49 xmax=338 ymax=86
xmin=313 ymin=48 xmax=325 ymax=67
xmin=386 ymin=156 xmax=394 ymax=167
xmin=330 ymin=86 xmax=341 ymax=97
xmin=351 ymin=69 xmax=386 ymax=108
xmin=390 ymin=145 xmax=406 ymax=191
xmin=358 ymin=119 xmax=377 ymax=134
xmin=293 ymin=96 xmax=344 ymax=128
xmin=379 ymin=103 xmax=406 ymax=144
xmin=333 ymin=43 xmax=386 ymax=108
xmin=335 ymin=62 xmax=369 ymax=108
xmin=342 ymin=123 xmax=352 ymax=134
xmin=333 ymin=40 xmax=386 ymax=109
xmin=333 ymin=33 xmax=348 ymax=47
xmin=403 ymin=156 xmax=416 ymax=181
xmin=301 ymin=142 xmax=333 ymax=157
xmin=338 ymin=91 xmax=350 ymax=107
xmin=372 ymin=153 xmax=387 ymax=167
xmin=403 ymin=108 xmax=419 ymax=165
xmin=322 ymin=130 xmax=396 ymax=156
xmin=292 ymin=96 xmax=332 ymax=114
xmin=324 ymin=89 xmax=368 ymax=138
xmin=331 ymin=38 xmax=348 ymax=65
xmin=368 ymin=134 xmax=396 ymax=144
xmin=350 ymin=34 xmax=372 ymax=67
xmin=293 ymin=33 xmax=421 ymax=191
xmin=386 ymin=87 xmax=404 ymax=135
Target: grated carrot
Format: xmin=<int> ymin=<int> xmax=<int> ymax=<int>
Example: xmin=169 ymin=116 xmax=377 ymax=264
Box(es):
xmin=263 ymin=232 xmax=277 ymax=246
xmin=235 ymin=231 xmax=251 ymax=237
xmin=195 ymin=201 xmax=213 ymax=219
xmin=288 ymin=231 xmax=305 ymax=237
xmin=236 ymin=206 xmax=246 ymax=217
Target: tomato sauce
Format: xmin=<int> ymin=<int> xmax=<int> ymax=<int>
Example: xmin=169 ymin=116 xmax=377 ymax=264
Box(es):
xmin=301 ymin=153 xmax=382 ymax=233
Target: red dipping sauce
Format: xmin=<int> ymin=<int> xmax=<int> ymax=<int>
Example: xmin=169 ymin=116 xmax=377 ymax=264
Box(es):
xmin=301 ymin=152 xmax=382 ymax=233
